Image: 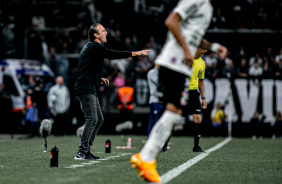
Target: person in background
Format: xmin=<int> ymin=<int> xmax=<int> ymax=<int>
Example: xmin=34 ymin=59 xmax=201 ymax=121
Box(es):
xmin=249 ymin=60 xmax=263 ymax=86
xmin=33 ymin=79 xmax=49 ymax=121
xmin=222 ymin=59 xmax=236 ymax=80
xmin=211 ymin=103 xmax=226 ymax=136
xmin=275 ymin=48 xmax=282 ymax=64
xmin=24 ymin=87 xmax=38 ymax=137
xmin=115 ymin=86 xmax=135 ymax=133
xmin=249 ymin=53 xmax=262 ymax=66
xmin=250 ymin=111 xmax=265 ymax=140
xmin=271 ymin=112 xmax=282 ymax=139
xmin=47 ymin=76 xmax=70 ymax=135
xmin=237 ymin=58 xmax=249 ymax=78
xmin=0 ymin=84 xmax=13 ymax=133
xmin=31 ymin=11 xmax=45 ymax=29
xmin=274 ymin=58 xmax=282 ymax=79
xmin=147 ymin=65 xmax=165 ymax=139
xmin=262 ymin=57 xmax=274 ymax=78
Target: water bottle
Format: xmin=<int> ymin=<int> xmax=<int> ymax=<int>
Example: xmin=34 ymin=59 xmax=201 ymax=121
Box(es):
xmin=127 ymin=137 xmax=131 ymax=148
xmin=105 ymin=139 xmax=111 ymax=153
xmin=50 ymin=146 xmax=59 ymax=167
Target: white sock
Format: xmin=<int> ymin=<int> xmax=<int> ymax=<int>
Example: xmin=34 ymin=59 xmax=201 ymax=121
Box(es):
xmin=140 ymin=110 xmax=181 ymax=161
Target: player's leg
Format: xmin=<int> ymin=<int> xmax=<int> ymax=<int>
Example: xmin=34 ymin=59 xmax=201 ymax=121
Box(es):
xmin=140 ymin=103 xmax=182 ymax=160
xmin=131 ymin=67 xmax=185 ymax=183
xmin=131 ymin=104 xmax=181 ymax=183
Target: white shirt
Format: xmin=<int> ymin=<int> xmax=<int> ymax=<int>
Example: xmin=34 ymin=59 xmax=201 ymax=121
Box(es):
xmin=155 ymin=0 xmax=213 ymax=76
xmin=47 ymin=84 xmax=70 ymax=114
xmin=249 ymin=57 xmax=262 ymax=66
xmin=205 ymin=54 xmax=218 ymax=67
xmin=275 ymin=54 xmax=282 ymax=63
xmin=249 ymin=66 xmax=263 ymax=76
xmin=111 ymin=59 xmax=128 ymax=75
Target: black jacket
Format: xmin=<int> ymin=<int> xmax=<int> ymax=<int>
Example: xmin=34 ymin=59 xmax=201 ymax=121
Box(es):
xmin=74 ymin=41 xmax=131 ymax=96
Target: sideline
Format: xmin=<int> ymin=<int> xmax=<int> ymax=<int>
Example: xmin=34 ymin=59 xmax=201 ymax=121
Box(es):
xmin=65 ymin=153 xmax=132 ymax=169
xmin=160 ymin=137 xmax=232 ymax=184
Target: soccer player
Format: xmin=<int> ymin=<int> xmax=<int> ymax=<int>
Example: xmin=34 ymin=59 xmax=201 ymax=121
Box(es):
xmin=160 ymin=46 xmax=207 ymax=153
xmin=74 ymin=23 xmax=150 ymax=160
xmin=130 ymin=0 xmax=227 ymax=183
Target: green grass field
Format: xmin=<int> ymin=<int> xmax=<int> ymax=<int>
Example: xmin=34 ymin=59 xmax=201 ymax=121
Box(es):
xmin=0 ymin=134 xmax=281 ymax=184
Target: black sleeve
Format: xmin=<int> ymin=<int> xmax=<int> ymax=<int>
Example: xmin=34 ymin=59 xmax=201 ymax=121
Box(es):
xmin=101 ymin=45 xmax=132 ymax=59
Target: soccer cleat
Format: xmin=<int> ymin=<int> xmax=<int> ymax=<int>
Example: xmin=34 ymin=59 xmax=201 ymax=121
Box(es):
xmin=160 ymin=146 xmax=170 ymax=153
xmin=74 ymin=151 xmax=97 ymax=160
xmin=193 ymin=146 xmax=205 ymax=152
xmin=130 ymin=153 xmax=161 ymax=183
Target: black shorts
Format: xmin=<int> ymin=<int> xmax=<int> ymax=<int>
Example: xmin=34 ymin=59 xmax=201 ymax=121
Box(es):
xmin=183 ymin=90 xmax=202 ymax=116
xmin=158 ymin=66 xmax=187 ymax=108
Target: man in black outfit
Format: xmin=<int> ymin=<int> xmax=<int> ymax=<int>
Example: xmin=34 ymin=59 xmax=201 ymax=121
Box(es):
xmin=74 ymin=23 xmax=150 ymax=160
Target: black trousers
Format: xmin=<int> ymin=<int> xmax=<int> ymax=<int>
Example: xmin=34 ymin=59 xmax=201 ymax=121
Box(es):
xmin=78 ymin=94 xmax=104 ymax=153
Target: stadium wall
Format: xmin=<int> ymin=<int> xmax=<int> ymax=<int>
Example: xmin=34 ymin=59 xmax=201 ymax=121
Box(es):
xmin=101 ymin=78 xmax=281 ymax=136
xmin=131 ymin=78 xmax=282 ymax=123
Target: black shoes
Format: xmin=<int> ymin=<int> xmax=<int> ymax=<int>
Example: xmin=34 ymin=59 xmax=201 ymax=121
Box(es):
xmin=193 ymin=146 xmax=205 ymax=152
xmin=74 ymin=151 xmax=100 ymax=160
xmin=88 ymin=152 xmax=100 ymax=159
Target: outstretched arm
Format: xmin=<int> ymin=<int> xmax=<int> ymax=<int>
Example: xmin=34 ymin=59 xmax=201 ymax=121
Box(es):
xmin=102 ymin=45 xmax=150 ymax=59
xmin=132 ymin=50 xmax=151 ymax=57
xmin=165 ymin=12 xmax=193 ymax=66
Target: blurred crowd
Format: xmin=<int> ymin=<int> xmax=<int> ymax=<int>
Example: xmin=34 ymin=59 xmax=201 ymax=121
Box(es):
xmin=0 ymin=0 xmax=282 ymax=136
xmin=0 ymin=0 xmax=282 ymax=58
xmin=0 ymin=0 xmax=281 ymax=83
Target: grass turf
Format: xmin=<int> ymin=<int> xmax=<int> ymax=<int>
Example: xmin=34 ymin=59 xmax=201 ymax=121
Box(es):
xmin=0 ymin=135 xmax=281 ymax=184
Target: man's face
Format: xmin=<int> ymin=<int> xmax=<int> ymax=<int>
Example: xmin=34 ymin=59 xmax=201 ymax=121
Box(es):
xmin=196 ymin=48 xmax=207 ymax=57
xmin=56 ymin=77 xmax=64 ymax=85
xmin=96 ymin=25 xmax=108 ymax=44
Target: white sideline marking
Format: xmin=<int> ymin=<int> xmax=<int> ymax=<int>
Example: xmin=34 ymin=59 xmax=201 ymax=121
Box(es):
xmin=104 ymin=153 xmax=132 ymax=160
xmin=81 ymin=163 xmax=94 ymax=165
xmin=65 ymin=153 xmax=132 ymax=169
xmin=65 ymin=165 xmax=85 ymax=168
xmin=89 ymin=161 xmax=100 ymax=163
xmin=160 ymin=137 xmax=232 ymax=184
